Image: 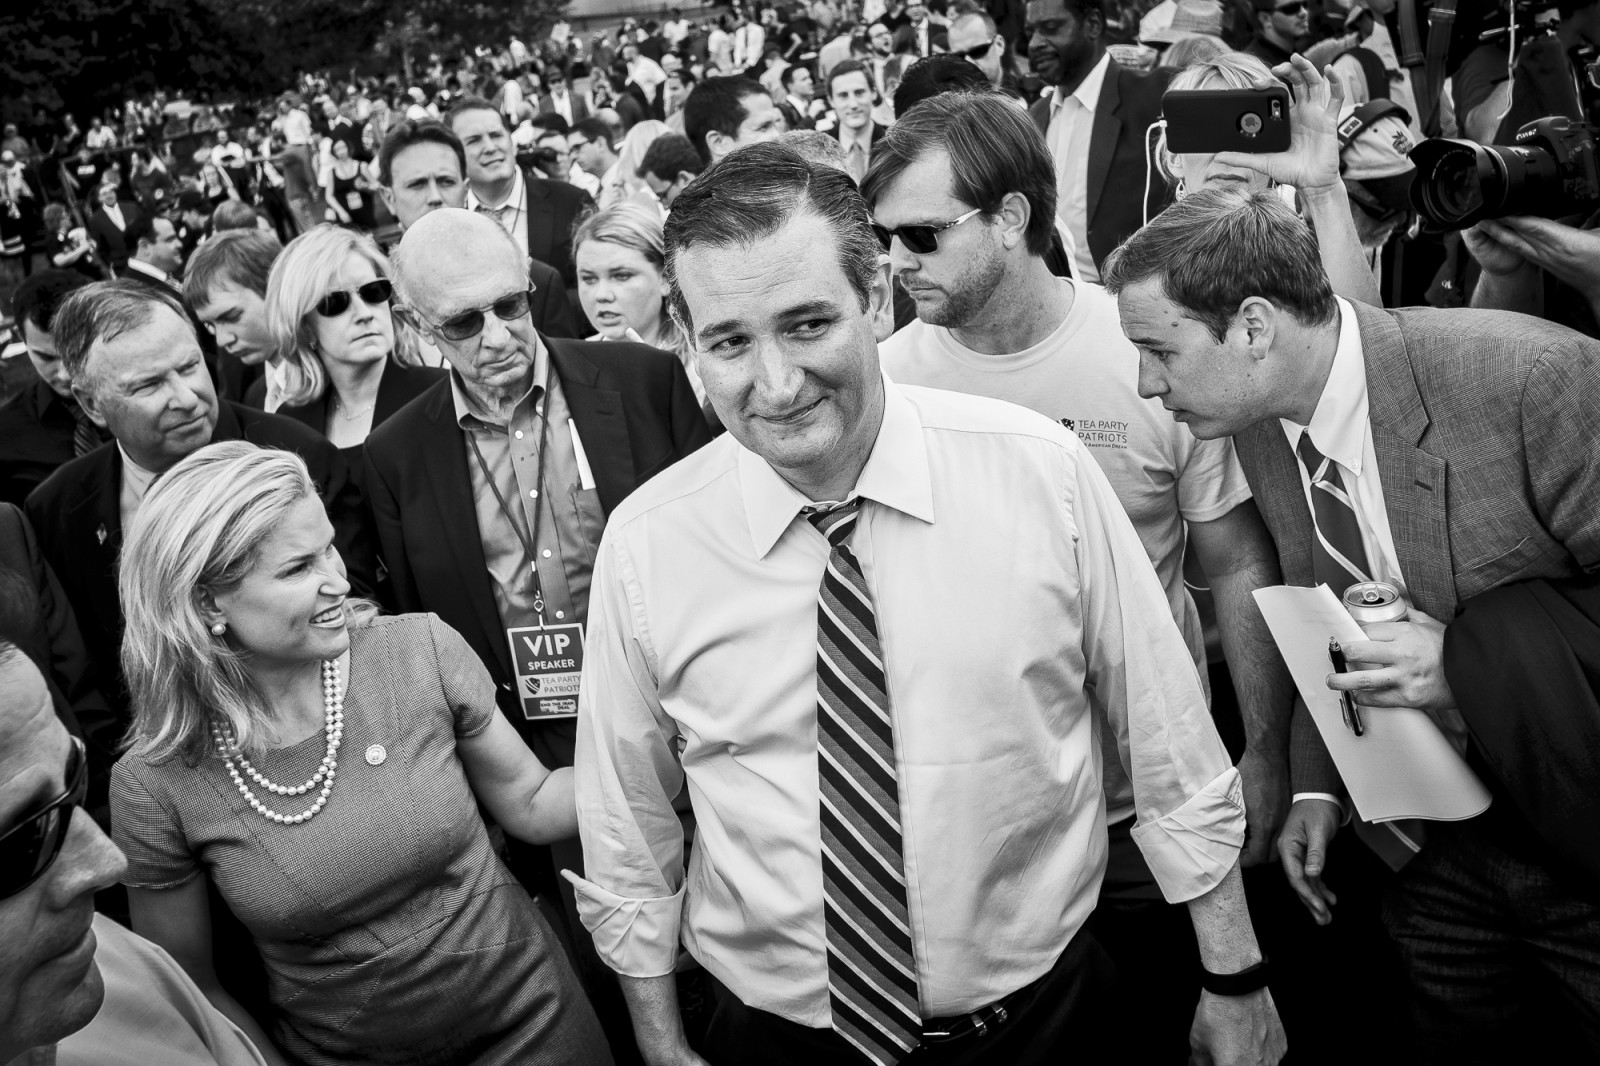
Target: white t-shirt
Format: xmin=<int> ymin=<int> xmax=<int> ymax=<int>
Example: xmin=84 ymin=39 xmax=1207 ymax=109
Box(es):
xmin=880 ymin=279 xmax=1252 ymax=819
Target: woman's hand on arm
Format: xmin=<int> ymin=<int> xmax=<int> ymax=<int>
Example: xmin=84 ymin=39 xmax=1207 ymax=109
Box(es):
xmin=457 ymin=710 xmax=579 ymax=844
xmin=127 ymin=880 xmax=291 ymax=1066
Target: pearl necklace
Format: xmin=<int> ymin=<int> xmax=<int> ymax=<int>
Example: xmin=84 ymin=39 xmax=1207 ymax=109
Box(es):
xmin=213 ymin=659 xmax=344 ymax=825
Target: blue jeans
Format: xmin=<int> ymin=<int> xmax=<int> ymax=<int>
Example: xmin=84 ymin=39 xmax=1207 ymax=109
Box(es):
xmin=1383 ymin=818 xmax=1600 ymax=1063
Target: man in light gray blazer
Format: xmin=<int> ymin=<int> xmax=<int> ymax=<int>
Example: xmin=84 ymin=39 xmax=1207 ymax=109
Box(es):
xmin=1103 ymin=187 xmax=1600 ymax=1063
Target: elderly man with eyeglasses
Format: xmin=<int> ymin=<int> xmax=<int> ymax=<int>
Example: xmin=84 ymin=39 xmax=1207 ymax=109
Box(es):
xmin=364 ymin=206 xmax=711 ymax=1062
xmin=0 ymin=641 xmax=267 ymax=1066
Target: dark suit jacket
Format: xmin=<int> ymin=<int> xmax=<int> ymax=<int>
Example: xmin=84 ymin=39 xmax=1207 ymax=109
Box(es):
xmin=0 ymin=381 xmax=107 ymax=507
xmin=525 ymin=170 xmax=594 ymax=292
xmin=86 ymin=201 xmax=143 ymax=272
xmin=1029 ymin=59 xmax=1174 ymax=272
xmin=537 ymin=93 xmax=592 ymax=125
xmin=893 ymin=21 xmax=948 ymax=56
xmin=24 ymin=401 xmax=374 ymax=724
xmin=363 ymin=337 xmax=713 ymax=768
xmin=1233 ymin=301 xmax=1600 ymax=794
xmin=274 ymin=361 xmax=445 ymax=438
xmin=528 ymin=256 xmax=580 ymax=339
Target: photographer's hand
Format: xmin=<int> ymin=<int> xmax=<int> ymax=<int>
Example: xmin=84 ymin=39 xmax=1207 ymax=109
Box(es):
xmin=1211 ymin=54 xmax=1342 ymax=194
xmin=1469 ymin=216 xmax=1600 ymax=322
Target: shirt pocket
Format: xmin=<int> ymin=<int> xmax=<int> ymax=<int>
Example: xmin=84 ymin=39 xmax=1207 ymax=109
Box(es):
xmin=570 ymin=485 xmax=605 ymax=570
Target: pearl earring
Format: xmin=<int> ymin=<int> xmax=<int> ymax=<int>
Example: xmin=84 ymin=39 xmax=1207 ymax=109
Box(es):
xmin=210 ymin=622 xmax=227 ymax=636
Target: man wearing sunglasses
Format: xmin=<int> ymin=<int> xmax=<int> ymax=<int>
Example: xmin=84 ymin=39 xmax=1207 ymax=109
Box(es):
xmin=366 ymin=208 xmax=711 ymax=1052
xmin=945 ymin=10 xmax=1017 ymax=95
xmin=1244 ymin=0 xmax=1311 ymax=67
xmin=865 ymin=88 xmax=1290 ymax=1065
xmin=0 ymin=643 xmax=267 ymax=1066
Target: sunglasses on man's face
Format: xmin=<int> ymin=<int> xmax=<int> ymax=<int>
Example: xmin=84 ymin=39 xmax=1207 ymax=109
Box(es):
xmin=0 ymin=735 xmax=87 ymax=901
xmin=315 ymin=278 xmax=393 ymax=318
xmin=872 ymin=206 xmax=984 ymax=255
xmin=424 ymin=288 xmax=535 ymax=342
xmin=957 ymin=37 xmax=999 ymax=61
xmin=1274 ymin=2 xmax=1308 ymax=14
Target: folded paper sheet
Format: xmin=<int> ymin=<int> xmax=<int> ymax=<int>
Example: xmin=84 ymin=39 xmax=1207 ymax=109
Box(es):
xmin=1253 ymin=584 xmax=1492 ymax=824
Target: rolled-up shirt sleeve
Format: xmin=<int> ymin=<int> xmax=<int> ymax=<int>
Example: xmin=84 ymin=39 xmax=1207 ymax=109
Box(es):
xmin=567 ymin=525 xmax=689 ymax=978
xmin=1072 ymin=444 xmax=1245 ymax=903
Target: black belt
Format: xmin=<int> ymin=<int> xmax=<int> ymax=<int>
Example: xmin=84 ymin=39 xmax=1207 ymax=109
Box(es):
xmin=919 ymin=973 xmax=1041 ymax=1045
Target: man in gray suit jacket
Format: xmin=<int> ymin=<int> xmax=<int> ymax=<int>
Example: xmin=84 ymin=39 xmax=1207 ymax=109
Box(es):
xmin=1104 ymin=187 xmax=1600 ymax=1062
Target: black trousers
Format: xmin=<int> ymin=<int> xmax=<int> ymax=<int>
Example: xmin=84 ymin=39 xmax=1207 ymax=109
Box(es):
xmin=699 ymin=926 xmax=1114 ymax=1066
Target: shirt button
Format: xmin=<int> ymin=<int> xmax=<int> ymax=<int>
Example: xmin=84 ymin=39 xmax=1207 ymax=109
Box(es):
xmin=542 ymin=549 xmax=552 ymax=558
xmin=514 ymin=430 xmax=524 ymax=440
xmin=536 ymin=405 xmax=544 ymax=416
xmin=555 ymin=610 xmax=565 ymax=619
xmin=529 ymin=489 xmax=539 ymax=499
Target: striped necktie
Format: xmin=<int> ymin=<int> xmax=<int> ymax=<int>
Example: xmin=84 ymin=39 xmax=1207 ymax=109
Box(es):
xmin=806 ymin=500 xmax=922 ymax=1066
xmin=476 ymin=201 xmax=515 ymax=233
xmin=1295 ymin=434 xmax=1425 ymax=871
xmin=69 ymin=401 xmax=101 ymax=458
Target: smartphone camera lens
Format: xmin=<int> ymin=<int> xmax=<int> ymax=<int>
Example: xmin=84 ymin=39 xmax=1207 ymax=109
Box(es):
xmin=1239 ymin=112 xmax=1263 ymax=138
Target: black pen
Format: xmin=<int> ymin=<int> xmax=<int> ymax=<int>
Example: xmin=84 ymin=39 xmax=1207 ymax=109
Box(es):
xmin=1328 ymin=639 xmax=1364 ymax=737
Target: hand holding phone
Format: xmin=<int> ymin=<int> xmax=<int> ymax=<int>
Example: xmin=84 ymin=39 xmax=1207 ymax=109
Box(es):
xmin=1162 ymin=86 xmax=1292 ymax=155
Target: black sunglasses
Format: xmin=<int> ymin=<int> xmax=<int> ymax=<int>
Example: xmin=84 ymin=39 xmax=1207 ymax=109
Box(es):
xmin=424 ymin=288 xmax=535 ymax=342
xmin=0 ymin=735 xmax=87 ymax=900
xmin=315 ymin=278 xmax=394 ymax=318
xmin=1274 ymin=1 xmax=1307 ymax=13
xmin=957 ymin=37 xmax=999 ymax=61
xmin=872 ymin=207 xmax=984 ymax=255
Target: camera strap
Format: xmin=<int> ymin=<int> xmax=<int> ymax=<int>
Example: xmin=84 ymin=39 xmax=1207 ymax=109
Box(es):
xmin=1337 ymin=99 xmax=1413 ymax=154
xmin=1419 ymin=0 xmax=1459 ymax=138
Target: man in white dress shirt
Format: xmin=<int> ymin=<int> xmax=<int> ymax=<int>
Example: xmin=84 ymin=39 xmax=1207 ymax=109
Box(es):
xmin=569 ymin=141 xmax=1284 ymax=1066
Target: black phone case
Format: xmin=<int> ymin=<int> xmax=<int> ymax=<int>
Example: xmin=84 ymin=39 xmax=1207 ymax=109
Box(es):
xmin=1162 ymin=87 xmax=1292 ymax=154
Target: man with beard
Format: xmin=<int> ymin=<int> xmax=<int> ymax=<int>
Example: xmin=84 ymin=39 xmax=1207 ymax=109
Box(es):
xmin=864 ymin=90 xmax=1291 ymax=1063
xmin=1026 ymin=0 xmax=1171 ymax=281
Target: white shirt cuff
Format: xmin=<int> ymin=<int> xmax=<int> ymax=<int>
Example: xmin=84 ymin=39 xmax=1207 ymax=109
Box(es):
xmin=1292 ymin=792 xmax=1351 ymax=825
xmin=561 ymin=869 xmax=685 ymax=978
xmin=1129 ymin=766 xmax=1246 ymax=904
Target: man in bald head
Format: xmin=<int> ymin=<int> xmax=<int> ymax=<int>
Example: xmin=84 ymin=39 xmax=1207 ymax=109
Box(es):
xmin=363 ymin=208 xmax=710 ymax=1058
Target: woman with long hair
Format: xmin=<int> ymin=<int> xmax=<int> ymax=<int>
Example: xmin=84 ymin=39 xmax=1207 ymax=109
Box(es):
xmin=572 ymin=201 xmax=711 ymax=420
xmin=321 ymin=139 xmax=376 ymax=231
xmin=42 ymin=201 xmax=104 ymax=280
xmin=265 ymin=225 xmax=440 ymax=452
xmin=111 ymin=442 xmax=610 ymax=1066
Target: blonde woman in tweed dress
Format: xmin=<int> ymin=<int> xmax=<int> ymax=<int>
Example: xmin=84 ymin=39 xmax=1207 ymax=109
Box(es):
xmin=109 ymin=442 xmax=612 ymax=1066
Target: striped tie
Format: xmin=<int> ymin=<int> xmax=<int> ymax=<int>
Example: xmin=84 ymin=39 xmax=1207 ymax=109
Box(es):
xmin=69 ymin=402 xmax=101 ymax=458
xmin=806 ymin=501 xmax=921 ymax=1066
xmin=1295 ymin=434 xmax=1425 ymax=871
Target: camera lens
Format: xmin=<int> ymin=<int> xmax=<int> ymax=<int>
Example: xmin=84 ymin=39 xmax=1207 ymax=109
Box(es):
xmin=1239 ymin=112 xmax=1263 ymax=137
xmin=1410 ymin=136 xmax=1567 ymax=229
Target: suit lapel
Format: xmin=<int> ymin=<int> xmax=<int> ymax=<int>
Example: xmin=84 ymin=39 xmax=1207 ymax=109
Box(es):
xmin=548 ymin=339 xmax=635 ymax=515
xmin=1354 ymin=302 xmax=1457 ymax=619
xmin=421 ymin=386 xmax=514 ymax=676
xmin=523 ymin=173 xmax=556 ymax=264
xmin=1237 ymin=420 xmax=1316 ymax=586
xmin=64 ymin=446 xmax=125 ymax=637
xmin=1086 ymin=61 xmax=1123 ymax=232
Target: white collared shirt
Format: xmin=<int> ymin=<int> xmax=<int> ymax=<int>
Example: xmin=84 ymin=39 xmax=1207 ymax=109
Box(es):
xmin=1278 ymin=297 xmax=1405 ymax=592
xmin=124 ymin=258 xmax=177 ymax=290
xmin=467 ymin=167 xmax=529 ymax=256
xmin=550 ymin=89 xmax=574 ymax=125
xmin=102 ymin=203 xmax=126 ymax=230
xmin=118 ymin=445 xmax=161 ymax=532
xmin=1045 ymin=52 xmax=1112 ymax=283
xmin=570 ymin=377 xmax=1243 ymax=1024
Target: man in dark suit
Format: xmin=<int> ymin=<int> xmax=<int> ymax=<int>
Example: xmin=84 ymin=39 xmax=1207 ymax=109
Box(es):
xmin=371 ymin=208 xmax=709 ymax=1060
xmin=892 ymin=1 xmax=949 ymax=55
xmin=0 ymin=271 xmax=107 ymax=508
xmin=447 ymin=96 xmax=593 ymax=310
xmin=537 ymin=71 xmax=593 ymax=127
xmin=822 ymin=59 xmax=888 ymax=182
xmin=84 ymin=182 xmax=142 ymax=274
xmin=1104 ymin=187 xmax=1600 ymax=1062
xmin=24 ymin=282 xmax=371 ymax=783
xmin=1027 ymin=0 xmax=1172 ymax=280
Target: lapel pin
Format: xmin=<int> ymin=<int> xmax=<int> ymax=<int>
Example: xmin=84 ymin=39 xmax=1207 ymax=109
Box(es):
xmin=96 ymin=524 xmax=107 ymax=545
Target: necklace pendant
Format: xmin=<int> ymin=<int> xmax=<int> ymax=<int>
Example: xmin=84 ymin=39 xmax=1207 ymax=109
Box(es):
xmin=365 ymin=744 xmax=387 ymax=766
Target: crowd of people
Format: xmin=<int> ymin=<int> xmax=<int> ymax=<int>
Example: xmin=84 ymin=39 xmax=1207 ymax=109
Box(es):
xmin=7 ymin=1 xmax=1600 ymax=1065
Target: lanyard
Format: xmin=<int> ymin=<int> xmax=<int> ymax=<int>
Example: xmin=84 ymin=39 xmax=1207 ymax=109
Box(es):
xmin=465 ymin=358 xmax=555 ymax=621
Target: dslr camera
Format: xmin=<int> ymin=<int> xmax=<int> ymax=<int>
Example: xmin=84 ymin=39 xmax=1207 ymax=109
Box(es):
xmin=1409 ymin=116 xmax=1600 ymax=228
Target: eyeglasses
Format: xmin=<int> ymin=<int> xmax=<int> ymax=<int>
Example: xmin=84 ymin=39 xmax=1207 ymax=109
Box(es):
xmin=315 ymin=278 xmax=393 ymax=318
xmin=1273 ymin=2 xmax=1307 ymax=14
xmin=418 ymin=288 xmax=534 ymax=342
xmin=957 ymin=37 xmax=1000 ymax=61
xmin=0 ymin=736 xmax=87 ymax=900
xmin=872 ymin=207 xmax=984 ymax=255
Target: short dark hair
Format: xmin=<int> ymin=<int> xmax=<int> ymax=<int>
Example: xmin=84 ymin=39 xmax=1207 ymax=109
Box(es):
xmin=1101 ymin=187 xmax=1336 ymax=341
xmin=54 ymin=280 xmax=191 ymax=386
xmin=571 ymin=117 xmax=616 ymax=151
xmin=123 ymin=213 xmax=163 ymax=251
xmin=780 ymin=64 xmax=813 ymax=90
xmin=664 ymin=142 xmax=879 ymax=335
xmin=638 ymin=133 xmax=704 ymax=182
xmin=862 ymin=91 xmax=1056 ymax=258
xmin=182 ymin=229 xmax=282 ymax=309
xmin=443 ymin=94 xmax=507 ymax=132
xmin=824 ymin=59 xmax=876 ymax=102
xmin=12 ymin=270 xmax=91 ymax=334
xmin=892 ymin=54 xmax=991 ymax=118
xmin=529 ymin=112 xmax=570 ymax=135
xmin=377 ymin=119 xmax=467 ymax=186
xmin=683 ymin=76 xmax=768 ymax=164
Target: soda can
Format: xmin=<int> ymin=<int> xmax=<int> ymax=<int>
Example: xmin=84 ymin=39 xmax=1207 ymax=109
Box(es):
xmin=1342 ymin=581 xmax=1407 ymax=626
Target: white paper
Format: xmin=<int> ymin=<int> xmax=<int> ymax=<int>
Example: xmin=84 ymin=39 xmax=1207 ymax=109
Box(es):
xmin=1252 ymin=584 xmax=1492 ymax=824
